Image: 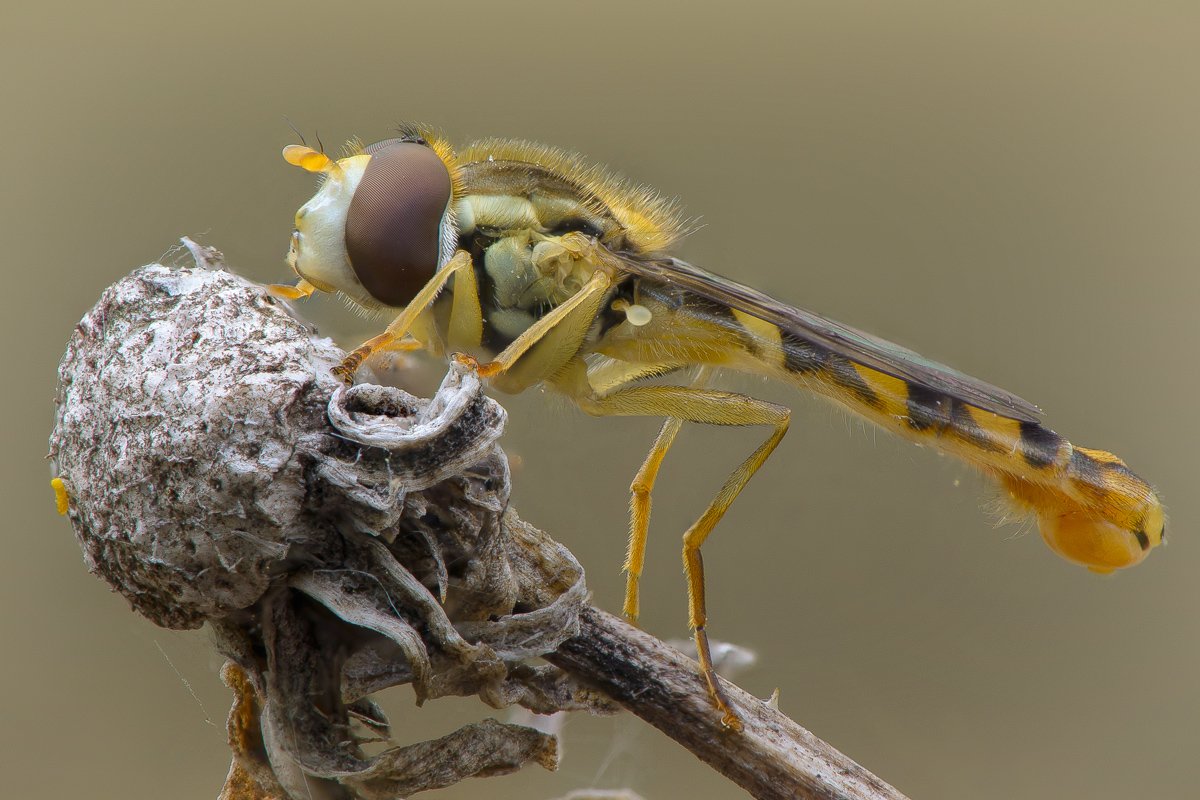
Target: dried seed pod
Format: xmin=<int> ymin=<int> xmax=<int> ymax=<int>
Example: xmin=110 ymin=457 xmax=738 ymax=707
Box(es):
xmin=49 ymin=244 xmax=592 ymax=799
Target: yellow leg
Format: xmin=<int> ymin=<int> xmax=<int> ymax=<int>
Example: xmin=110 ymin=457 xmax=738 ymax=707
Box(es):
xmin=568 ymin=382 xmax=791 ymax=731
xmin=335 ymin=251 xmax=478 ymax=383
xmin=446 ymin=252 xmax=483 ymax=351
xmin=625 ymin=416 xmax=682 ymax=622
xmin=266 ymin=278 xmax=316 ymax=300
xmin=621 ymin=367 xmax=711 ymax=623
xmin=469 ymin=270 xmax=612 ymax=380
xmin=585 ymin=358 xmax=686 ymax=396
xmin=380 ymin=337 xmax=426 ymax=353
xmin=685 ymin=415 xmax=788 ymax=731
xmin=364 ymin=337 xmax=427 ymax=376
xmin=379 ymin=308 xmax=445 ymax=356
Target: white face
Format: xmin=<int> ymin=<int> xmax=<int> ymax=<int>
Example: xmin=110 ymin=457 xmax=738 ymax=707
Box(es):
xmin=289 ymin=154 xmax=379 ymax=307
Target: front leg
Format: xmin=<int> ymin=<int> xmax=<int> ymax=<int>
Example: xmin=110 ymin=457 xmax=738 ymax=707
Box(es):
xmin=334 ymin=250 xmax=480 ymax=384
xmin=469 ymin=270 xmax=611 ymax=383
xmin=266 ymin=278 xmax=316 ymax=300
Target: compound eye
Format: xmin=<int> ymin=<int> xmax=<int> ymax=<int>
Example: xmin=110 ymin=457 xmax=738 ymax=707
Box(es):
xmin=345 ymin=141 xmax=451 ymax=307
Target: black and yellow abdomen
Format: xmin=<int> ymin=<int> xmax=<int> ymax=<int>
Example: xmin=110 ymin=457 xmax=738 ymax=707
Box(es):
xmin=774 ymin=333 xmax=1164 ymax=572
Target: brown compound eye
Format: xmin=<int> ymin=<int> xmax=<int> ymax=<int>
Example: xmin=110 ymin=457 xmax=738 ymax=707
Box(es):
xmin=345 ymin=141 xmax=451 ymax=307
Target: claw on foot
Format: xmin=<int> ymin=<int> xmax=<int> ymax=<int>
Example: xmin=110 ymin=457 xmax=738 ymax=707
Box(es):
xmin=450 ymin=352 xmax=480 ymax=370
xmin=622 ymin=577 xmax=641 ymax=623
xmin=333 ymin=353 xmax=364 ymax=385
xmin=696 ymin=626 xmax=744 ymax=732
xmin=720 ymin=709 xmax=744 ymax=732
xmin=451 ymin=352 xmax=501 ymax=379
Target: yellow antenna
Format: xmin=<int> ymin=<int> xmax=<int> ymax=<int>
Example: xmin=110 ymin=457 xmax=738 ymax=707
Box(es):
xmin=282 ymin=144 xmax=337 ymax=174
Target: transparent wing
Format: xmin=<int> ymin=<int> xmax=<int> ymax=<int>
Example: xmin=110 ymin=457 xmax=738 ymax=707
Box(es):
xmin=615 ymin=254 xmax=1043 ymax=423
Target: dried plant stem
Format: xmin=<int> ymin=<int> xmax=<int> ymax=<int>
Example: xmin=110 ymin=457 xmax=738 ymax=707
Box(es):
xmin=550 ymin=607 xmax=909 ymax=800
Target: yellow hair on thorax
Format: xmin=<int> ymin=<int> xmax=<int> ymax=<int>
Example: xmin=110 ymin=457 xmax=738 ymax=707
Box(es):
xmin=457 ymin=137 xmax=688 ymax=253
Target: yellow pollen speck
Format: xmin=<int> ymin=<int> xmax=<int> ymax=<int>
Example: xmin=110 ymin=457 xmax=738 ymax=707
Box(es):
xmin=51 ymin=477 xmax=69 ymax=515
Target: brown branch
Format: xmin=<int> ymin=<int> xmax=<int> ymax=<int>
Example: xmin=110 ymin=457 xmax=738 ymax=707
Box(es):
xmin=550 ymin=607 xmax=908 ymax=800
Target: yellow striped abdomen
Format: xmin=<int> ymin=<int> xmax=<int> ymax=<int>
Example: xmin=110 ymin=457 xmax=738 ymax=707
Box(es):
xmin=774 ymin=333 xmax=1165 ymax=572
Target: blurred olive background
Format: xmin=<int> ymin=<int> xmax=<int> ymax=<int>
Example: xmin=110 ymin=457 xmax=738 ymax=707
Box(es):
xmin=4 ymin=2 xmax=1198 ymax=798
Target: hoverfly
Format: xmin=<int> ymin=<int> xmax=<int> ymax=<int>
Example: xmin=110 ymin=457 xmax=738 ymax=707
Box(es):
xmin=273 ymin=125 xmax=1164 ymax=730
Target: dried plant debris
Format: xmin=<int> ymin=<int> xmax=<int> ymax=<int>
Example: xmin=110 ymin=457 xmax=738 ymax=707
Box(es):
xmin=49 ymin=245 xmax=602 ymax=798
